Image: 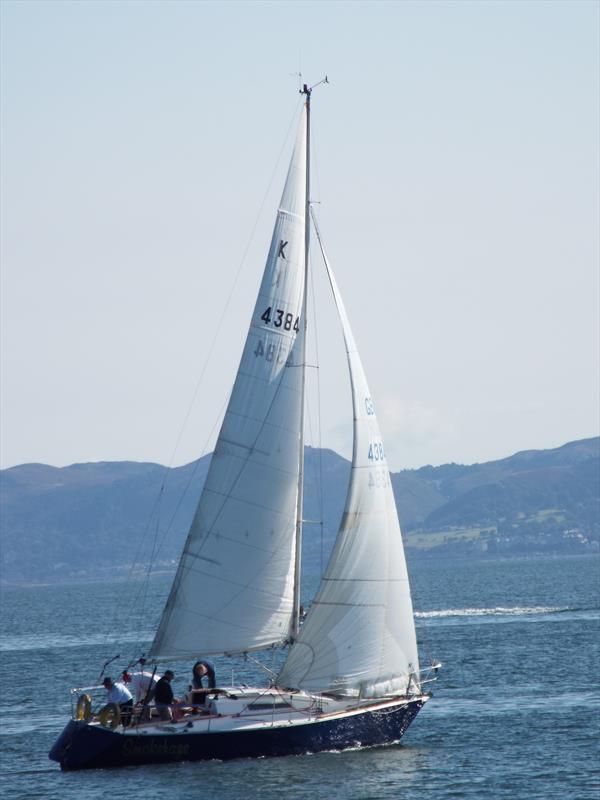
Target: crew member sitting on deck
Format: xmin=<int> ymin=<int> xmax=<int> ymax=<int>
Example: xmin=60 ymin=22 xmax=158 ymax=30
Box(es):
xmin=154 ymin=669 xmax=178 ymax=721
xmin=102 ymin=677 xmax=133 ymax=727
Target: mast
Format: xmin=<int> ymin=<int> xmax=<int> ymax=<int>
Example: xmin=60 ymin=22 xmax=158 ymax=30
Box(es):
xmin=292 ymin=83 xmax=311 ymax=639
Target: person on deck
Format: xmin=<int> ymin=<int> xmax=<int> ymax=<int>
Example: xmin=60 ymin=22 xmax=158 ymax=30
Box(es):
xmin=154 ymin=669 xmax=178 ymax=721
xmin=191 ymin=660 xmax=217 ymax=691
xmin=121 ymin=670 xmax=158 ymax=704
xmin=102 ymin=677 xmax=133 ymax=726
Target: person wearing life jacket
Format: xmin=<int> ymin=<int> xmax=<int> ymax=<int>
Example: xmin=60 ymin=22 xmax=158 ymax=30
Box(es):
xmin=102 ymin=676 xmax=133 ymax=727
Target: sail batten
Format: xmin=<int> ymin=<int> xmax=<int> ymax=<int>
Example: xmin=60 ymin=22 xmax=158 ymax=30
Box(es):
xmin=149 ymin=108 xmax=308 ymax=661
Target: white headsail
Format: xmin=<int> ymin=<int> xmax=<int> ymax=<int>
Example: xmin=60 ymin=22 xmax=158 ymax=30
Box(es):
xmin=277 ymin=218 xmax=420 ymax=697
xmin=150 ymin=109 xmax=307 ymax=660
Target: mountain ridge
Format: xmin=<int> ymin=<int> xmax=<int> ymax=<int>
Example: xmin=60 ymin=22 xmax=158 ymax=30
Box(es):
xmin=1 ymin=437 xmax=598 ymax=583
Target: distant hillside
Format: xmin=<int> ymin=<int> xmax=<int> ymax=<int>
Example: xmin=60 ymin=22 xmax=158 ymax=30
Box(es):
xmin=400 ymin=438 xmax=599 ymax=557
xmin=1 ymin=438 xmax=598 ymax=583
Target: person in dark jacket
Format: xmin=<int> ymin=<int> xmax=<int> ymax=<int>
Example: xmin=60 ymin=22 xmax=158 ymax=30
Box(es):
xmin=190 ymin=660 xmax=217 ymax=708
xmin=191 ymin=660 xmax=217 ymax=690
xmin=154 ymin=669 xmax=177 ymax=721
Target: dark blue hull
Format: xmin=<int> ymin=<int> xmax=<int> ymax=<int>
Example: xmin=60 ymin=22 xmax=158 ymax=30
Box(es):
xmin=49 ymin=698 xmax=425 ymax=770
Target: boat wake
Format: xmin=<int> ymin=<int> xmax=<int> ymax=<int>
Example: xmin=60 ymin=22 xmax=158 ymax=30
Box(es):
xmin=415 ymin=606 xmax=567 ymax=618
xmin=415 ymin=605 xmax=600 ymax=628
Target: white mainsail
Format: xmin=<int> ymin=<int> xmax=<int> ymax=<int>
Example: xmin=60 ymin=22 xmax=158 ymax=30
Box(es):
xmin=150 ymin=109 xmax=307 ymax=660
xmin=277 ymin=220 xmax=420 ymax=697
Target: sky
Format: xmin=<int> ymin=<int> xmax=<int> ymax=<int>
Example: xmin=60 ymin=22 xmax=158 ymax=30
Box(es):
xmin=1 ymin=0 xmax=598 ymax=472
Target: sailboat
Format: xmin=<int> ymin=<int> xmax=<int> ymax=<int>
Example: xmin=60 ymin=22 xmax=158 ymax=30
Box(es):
xmin=49 ymin=83 xmax=439 ymax=771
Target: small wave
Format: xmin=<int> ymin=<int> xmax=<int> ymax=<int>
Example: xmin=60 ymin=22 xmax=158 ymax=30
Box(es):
xmin=0 ymin=631 xmax=154 ymax=653
xmin=0 ymin=714 xmax=67 ymax=737
xmin=415 ymin=606 xmax=567 ymax=619
xmin=424 ymin=690 xmax=600 ymax=717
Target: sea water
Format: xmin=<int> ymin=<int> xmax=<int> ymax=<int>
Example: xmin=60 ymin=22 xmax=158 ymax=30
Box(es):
xmin=0 ymin=555 xmax=598 ymax=800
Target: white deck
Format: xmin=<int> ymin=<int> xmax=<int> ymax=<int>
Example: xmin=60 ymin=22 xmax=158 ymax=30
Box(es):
xmin=108 ymin=687 xmax=427 ymax=738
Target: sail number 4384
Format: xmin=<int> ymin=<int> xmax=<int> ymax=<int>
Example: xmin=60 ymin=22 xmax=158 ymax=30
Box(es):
xmin=261 ymin=306 xmax=300 ymax=332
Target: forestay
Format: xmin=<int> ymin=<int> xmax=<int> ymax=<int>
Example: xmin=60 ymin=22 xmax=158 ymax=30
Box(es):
xmin=150 ymin=109 xmax=307 ymax=660
xmin=277 ymin=222 xmax=420 ymax=697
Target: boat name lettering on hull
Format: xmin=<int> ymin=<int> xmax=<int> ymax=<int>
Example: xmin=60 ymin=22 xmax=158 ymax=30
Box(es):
xmin=122 ymin=740 xmax=191 ymax=758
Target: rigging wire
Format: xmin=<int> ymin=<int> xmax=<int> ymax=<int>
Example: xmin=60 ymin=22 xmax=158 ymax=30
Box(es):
xmin=152 ymin=170 xmax=312 ymax=650
xmin=309 ymin=205 xmax=438 ymax=682
xmin=98 ymin=99 xmax=303 ymax=667
xmin=152 ymin=96 xmax=303 ymax=503
xmin=299 ymin=184 xmax=331 ymax=588
xmin=407 ymin=571 xmax=438 ymax=676
xmin=152 ymin=329 xmax=305 ymax=653
xmin=307 ymin=235 xmax=326 ymax=577
xmin=306 ymin=121 xmax=326 ymax=577
xmin=128 ymin=392 xmax=231 ymax=660
xmin=99 ymin=485 xmax=166 ymax=663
